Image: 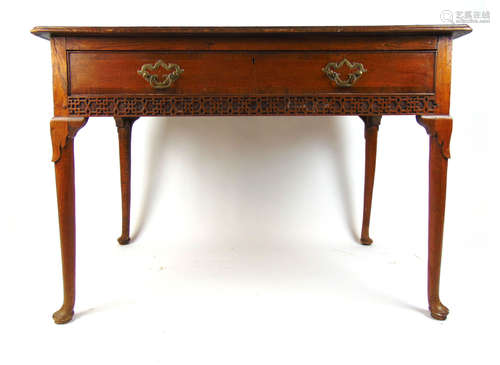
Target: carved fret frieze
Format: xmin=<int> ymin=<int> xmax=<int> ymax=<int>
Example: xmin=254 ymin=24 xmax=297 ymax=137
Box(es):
xmin=68 ymin=95 xmax=438 ymax=117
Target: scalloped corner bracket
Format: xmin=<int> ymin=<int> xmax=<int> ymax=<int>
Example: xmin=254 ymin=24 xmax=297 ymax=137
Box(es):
xmin=416 ymin=115 xmax=453 ymax=159
xmin=50 ymin=117 xmax=88 ymax=163
xmin=322 ymin=58 xmax=367 ymax=87
xmin=137 ymin=60 xmax=184 ymax=89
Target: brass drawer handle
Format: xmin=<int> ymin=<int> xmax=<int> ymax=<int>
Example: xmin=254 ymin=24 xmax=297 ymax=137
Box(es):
xmin=137 ymin=60 xmax=184 ymax=89
xmin=322 ymin=58 xmax=367 ymax=87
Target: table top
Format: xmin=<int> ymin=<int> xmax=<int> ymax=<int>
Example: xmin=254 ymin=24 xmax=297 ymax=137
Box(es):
xmin=31 ymin=25 xmax=472 ymax=40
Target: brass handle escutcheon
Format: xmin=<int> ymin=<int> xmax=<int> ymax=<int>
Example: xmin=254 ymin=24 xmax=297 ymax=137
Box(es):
xmin=137 ymin=60 xmax=184 ymax=89
xmin=322 ymin=58 xmax=367 ymax=87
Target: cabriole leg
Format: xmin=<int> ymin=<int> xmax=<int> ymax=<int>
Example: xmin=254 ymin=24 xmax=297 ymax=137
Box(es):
xmin=359 ymin=116 xmax=382 ymax=245
xmin=417 ymin=115 xmax=452 ymax=320
xmin=50 ymin=117 xmax=88 ymax=324
xmin=115 ymin=117 xmax=138 ymax=245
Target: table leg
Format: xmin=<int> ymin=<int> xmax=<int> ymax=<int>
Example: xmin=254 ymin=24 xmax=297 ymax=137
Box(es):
xmin=416 ymin=115 xmax=452 ymax=320
xmin=114 ymin=117 xmax=139 ymax=245
xmin=359 ymin=116 xmax=382 ymax=245
xmin=50 ymin=117 xmax=88 ymax=324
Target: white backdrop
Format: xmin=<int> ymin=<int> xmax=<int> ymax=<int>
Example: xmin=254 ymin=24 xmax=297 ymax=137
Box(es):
xmin=1 ymin=1 xmax=498 ymax=364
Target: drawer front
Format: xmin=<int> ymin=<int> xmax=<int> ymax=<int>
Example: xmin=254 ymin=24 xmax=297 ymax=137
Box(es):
xmin=69 ymin=51 xmax=435 ymax=95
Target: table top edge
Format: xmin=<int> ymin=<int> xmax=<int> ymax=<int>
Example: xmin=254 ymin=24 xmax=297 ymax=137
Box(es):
xmin=31 ymin=25 xmax=472 ymax=40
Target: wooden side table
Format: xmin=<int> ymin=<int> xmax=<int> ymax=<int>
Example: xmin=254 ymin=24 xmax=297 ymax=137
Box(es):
xmin=31 ymin=25 xmax=472 ymax=324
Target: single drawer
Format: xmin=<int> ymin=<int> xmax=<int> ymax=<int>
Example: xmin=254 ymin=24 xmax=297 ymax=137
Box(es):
xmin=68 ymin=51 xmax=435 ymax=95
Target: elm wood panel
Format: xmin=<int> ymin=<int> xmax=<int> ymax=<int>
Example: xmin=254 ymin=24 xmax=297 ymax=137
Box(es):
xmin=69 ymin=52 xmax=256 ymax=95
xmin=31 ymin=25 xmax=473 ymax=39
xmin=253 ymin=52 xmax=435 ymax=94
xmin=64 ymin=35 xmax=438 ymax=51
xmin=69 ymin=51 xmax=435 ymax=95
xmin=434 ymin=36 xmax=452 ymax=115
xmin=51 ymin=37 xmax=69 ymax=116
